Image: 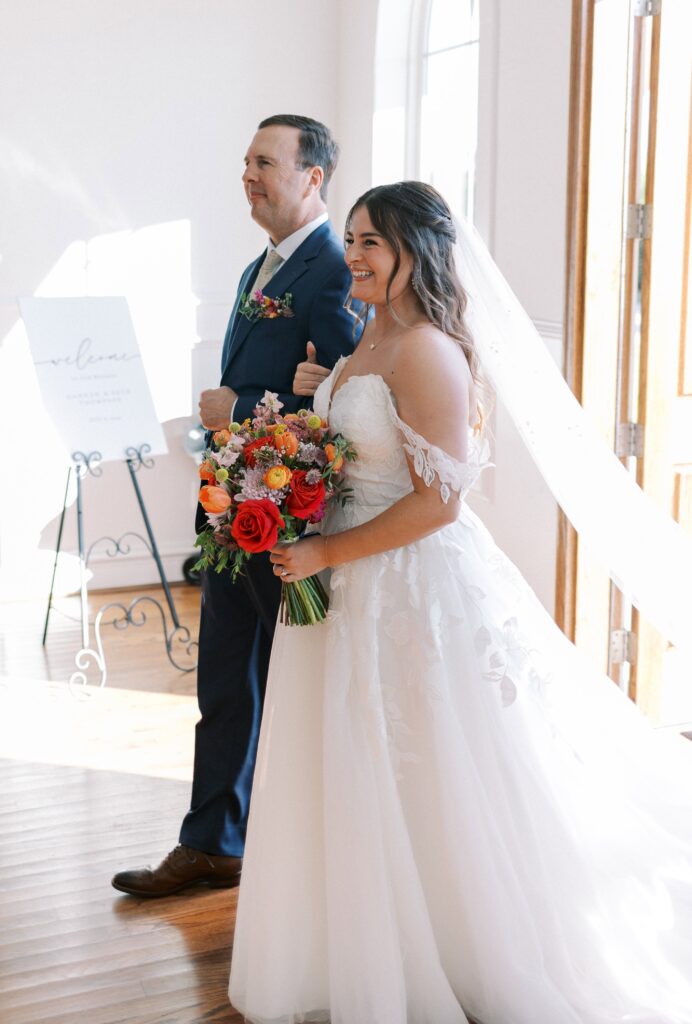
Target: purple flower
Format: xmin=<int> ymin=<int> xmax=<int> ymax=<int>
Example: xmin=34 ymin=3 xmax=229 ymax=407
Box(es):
xmin=310 ymin=500 xmax=327 ymax=523
xmin=237 ymin=466 xmax=286 ymax=505
xmin=298 ymin=443 xmax=327 ymax=466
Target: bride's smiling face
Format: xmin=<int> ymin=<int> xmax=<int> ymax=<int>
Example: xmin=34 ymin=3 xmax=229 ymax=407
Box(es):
xmin=344 ymin=206 xmax=414 ymax=306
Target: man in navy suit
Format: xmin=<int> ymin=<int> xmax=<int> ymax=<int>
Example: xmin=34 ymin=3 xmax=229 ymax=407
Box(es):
xmin=112 ymin=115 xmax=357 ymax=897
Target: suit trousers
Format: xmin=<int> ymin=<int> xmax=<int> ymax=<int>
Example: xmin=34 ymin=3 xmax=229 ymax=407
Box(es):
xmin=179 ymin=551 xmax=281 ymax=857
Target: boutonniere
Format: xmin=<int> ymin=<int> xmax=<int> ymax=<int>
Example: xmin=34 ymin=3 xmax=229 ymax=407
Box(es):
xmin=238 ymin=289 xmax=295 ymax=321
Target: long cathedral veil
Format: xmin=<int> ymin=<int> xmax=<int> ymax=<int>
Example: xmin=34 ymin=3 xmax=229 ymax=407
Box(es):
xmin=454 ymin=217 xmax=692 ymax=656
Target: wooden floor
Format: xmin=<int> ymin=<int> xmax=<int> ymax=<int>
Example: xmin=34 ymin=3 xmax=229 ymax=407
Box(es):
xmin=0 ymin=584 xmax=244 ymax=1024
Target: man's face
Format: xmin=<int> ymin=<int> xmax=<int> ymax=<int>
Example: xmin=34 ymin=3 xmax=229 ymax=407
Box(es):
xmin=242 ymin=126 xmax=313 ymax=242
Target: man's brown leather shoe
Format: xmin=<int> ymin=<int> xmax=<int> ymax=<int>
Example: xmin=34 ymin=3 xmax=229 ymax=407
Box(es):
xmin=111 ymin=844 xmax=242 ymax=897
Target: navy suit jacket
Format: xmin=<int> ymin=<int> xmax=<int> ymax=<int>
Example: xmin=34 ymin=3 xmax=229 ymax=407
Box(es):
xmin=219 ymin=220 xmax=357 ymax=423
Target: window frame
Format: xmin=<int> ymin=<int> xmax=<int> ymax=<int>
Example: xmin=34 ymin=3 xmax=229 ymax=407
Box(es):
xmin=407 ymin=0 xmax=481 ymax=221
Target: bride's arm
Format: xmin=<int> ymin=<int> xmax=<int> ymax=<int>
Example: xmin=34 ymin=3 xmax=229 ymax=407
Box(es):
xmin=271 ymin=330 xmax=472 ymax=580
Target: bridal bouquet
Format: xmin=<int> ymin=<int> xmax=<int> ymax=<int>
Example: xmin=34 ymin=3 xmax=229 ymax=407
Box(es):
xmin=194 ymin=391 xmax=355 ymax=626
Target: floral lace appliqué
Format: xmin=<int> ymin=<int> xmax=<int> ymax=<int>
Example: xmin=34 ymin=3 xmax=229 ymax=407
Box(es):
xmin=386 ymin=400 xmax=489 ymax=503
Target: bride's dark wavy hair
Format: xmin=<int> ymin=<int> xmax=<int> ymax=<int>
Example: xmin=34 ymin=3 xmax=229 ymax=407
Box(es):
xmin=345 ymin=181 xmax=482 ymax=395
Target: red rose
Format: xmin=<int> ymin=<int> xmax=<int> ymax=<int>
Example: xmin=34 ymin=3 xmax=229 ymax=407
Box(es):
xmin=230 ymin=498 xmax=284 ymax=553
xmin=243 ymin=436 xmax=272 ymax=467
xmin=286 ymin=470 xmax=326 ymax=521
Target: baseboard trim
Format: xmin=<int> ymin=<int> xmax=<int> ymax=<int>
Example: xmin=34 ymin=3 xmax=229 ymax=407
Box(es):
xmin=85 ymin=545 xmax=195 ymax=590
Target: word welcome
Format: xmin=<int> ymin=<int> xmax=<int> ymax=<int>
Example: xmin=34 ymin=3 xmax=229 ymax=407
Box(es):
xmin=34 ymin=336 xmax=141 ymax=371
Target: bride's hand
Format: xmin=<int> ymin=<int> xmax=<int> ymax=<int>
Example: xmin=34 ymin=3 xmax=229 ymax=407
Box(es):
xmin=270 ymin=535 xmax=328 ymax=581
xmin=293 ymin=341 xmax=331 ymax=396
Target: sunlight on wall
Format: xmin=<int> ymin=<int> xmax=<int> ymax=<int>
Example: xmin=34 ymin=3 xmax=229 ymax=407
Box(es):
xmin=419 ymin=0 xmax=479 ymax=221
xmin=0 ymin=220 xmax=196 ymax=597
xmin=372 ymin=0 xmax=413 ymax=185
xmin=0 ymin=316 xmax=75 ymax=596
xmin=372 ymin=107 xmax=407 ymax=185
xmin=34 ymin=220 xmax=196 ymax=423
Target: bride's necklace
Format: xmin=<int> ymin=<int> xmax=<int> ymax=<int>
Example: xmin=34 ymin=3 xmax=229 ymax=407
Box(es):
xmin=368 ymin=331 xmax=394 ymax=351
xmin=367 ymin=314 xmax=426 ymax=350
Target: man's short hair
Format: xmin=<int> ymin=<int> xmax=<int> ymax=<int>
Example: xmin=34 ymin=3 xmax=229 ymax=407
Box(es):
xmin=258 ymin=114 xmax=339 ymax=200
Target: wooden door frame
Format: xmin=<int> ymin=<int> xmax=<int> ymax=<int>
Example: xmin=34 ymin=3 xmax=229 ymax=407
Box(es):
xmin=556 ymin=0 xmax=594 ymax=640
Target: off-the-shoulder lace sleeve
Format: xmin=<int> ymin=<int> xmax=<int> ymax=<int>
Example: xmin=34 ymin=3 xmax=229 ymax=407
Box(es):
xmin=388 ymin=403 xmax=490 ymax=503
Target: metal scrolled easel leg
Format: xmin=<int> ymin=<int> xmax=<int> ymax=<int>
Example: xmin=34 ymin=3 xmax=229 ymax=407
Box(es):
xmin=126 ymin=456 xmax=180 ymax=628
xmin=125 ymin=451 xmax=197 ymax=672
xmin=76 ymin=465 xmax=89 ymax=651
xmin=45 ymin=446 xmax=196 ymax=695
xmin=42 ymin=468 xmax=71 ymax=646
xmin=68 ymin=452 xmax=106 ymax=696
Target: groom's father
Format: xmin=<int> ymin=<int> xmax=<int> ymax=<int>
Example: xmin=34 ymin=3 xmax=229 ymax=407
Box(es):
xmin=112 ymin=115 xmax=356 ymax=896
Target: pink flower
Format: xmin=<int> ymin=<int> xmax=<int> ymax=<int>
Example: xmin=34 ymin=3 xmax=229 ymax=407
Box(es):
xmin=215 ymin=448 xmax=241 ymax=468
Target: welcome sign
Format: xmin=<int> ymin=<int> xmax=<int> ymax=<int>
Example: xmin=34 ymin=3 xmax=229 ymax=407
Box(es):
xmin=19 ymin=296 xmax=167 ymax=464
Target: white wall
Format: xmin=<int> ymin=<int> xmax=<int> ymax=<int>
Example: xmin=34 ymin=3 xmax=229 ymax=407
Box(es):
xmin=332 ymin=1 xmax=379 ymax=231
xmin=0 ymin=0 xmax=572 ymax=611
xmin=0 ymin=0 xmax=342 ymax=592
xmin=468 ymin=0 xmax=571 ymax=615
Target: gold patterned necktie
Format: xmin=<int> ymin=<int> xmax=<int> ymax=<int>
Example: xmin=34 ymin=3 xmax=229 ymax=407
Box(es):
xmin=251 ymin=249 xmax=284 ymax=294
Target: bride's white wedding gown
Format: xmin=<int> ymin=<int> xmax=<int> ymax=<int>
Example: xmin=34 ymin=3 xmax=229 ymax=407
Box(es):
xmin=229 ymin=356 xmax=692 ymax=1024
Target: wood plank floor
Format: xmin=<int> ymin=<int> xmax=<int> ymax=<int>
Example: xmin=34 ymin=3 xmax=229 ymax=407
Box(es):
xmin=0 ymin=584 xmax=244 ymax=1024
xmin=0 ymin=582 xmax=201 ymax=698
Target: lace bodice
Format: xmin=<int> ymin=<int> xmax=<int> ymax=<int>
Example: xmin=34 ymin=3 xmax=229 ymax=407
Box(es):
xmin=314 ymin=355 xmax=489 ymax=522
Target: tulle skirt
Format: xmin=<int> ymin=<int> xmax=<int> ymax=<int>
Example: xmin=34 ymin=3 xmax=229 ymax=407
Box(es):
xmin=229 ymin=504 xmax=692 ymax=1024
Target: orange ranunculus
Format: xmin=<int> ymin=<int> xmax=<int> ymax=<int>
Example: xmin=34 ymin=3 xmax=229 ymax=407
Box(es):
xmin=213 ymin=429 xmax=232 ymax=447
xmin=274 ymin=431 xmax=299 ymax=456
xmin=263 ymin=465 xmax=292 ymax=490
xmin=324 ymin=443 xmax=344 ymax=472
xmin=283 ymin=413 xmax=300 ymax=422
xmin=199 ymin=460 xmax=216 ymax=482
xmin=199 ymin=485 xmax=232 ymax=514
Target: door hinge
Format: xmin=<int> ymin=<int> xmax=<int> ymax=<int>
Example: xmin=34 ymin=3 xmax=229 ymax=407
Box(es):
xmin=634 ymin=0 xmax=662 ymax=17
xmin=615 ymin=421 xmax=644 ymax=458
xmin=626 ymin=203 xmax=653 ymax=239
xmin=610 ymin=629 xmax=638 ymax=665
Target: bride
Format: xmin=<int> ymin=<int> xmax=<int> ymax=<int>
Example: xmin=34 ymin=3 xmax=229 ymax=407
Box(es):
xmin=228 ymin=181 xmax=692 ymax=1024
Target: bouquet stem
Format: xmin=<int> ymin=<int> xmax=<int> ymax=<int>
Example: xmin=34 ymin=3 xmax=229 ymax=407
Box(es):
xmin=279 ymin=573 xmax=330 ymax=626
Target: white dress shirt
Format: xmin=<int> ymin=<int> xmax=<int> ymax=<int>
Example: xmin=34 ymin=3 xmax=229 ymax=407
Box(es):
xmin=251 ymin=210 xmax=329 ymax=288
xmin=272 ymin=211 xmax=328 ymax=261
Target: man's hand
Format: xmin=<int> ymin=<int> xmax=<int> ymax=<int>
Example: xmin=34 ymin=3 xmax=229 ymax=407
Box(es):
xmin=293 ymin=341 xmax=331 ymax=397
xmin=199 ymin=386 xmax=237 ymax=429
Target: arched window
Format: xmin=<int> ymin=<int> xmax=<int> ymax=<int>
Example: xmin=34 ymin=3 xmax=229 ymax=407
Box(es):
xmin=418 ymin=0 xmax=480 ymax=220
